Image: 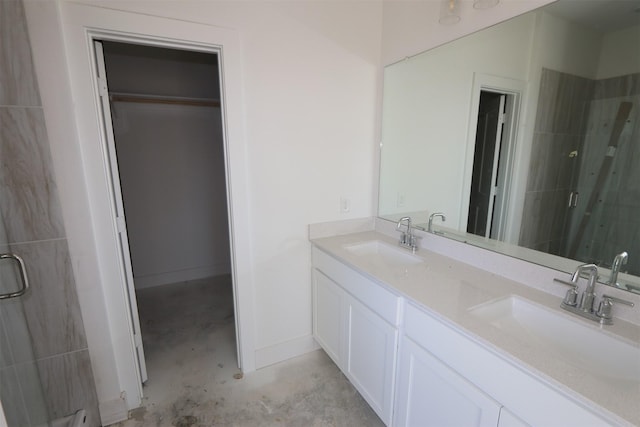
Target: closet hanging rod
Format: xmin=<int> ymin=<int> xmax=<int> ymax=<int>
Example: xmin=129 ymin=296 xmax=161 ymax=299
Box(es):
xmin=109 ymin=92 xmax=220 ymax=107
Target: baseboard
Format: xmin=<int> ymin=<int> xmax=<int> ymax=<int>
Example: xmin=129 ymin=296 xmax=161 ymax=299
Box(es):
xmin=254 ymin=334 xmax=320 ymax=369
xmin=133 ymin=264 xmax=231 ymax=289
xmin=99 ymin=396 xmax=128 ymax=426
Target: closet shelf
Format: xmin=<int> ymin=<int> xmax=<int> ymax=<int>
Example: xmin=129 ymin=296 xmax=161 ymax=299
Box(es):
xmin=109 ymin=92 xmax=220 ymax=107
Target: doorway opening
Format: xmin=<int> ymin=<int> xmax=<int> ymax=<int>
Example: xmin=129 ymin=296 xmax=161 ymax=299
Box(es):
xmin=467 ymin=89 xmax=518 ymax=240
xmin=95 ymin=40 xmax=237 ymax=390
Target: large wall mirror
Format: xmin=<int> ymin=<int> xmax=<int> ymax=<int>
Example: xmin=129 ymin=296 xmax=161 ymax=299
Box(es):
xmin=379 ymin=0 xmax=640 ymax=293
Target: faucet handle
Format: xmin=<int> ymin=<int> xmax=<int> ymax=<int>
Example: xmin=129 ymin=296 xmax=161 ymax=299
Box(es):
xmin=596 ymin=294 xmax=635 ymax=322
xmin=601 ymin=294 xmax=635 ymax=307
xmin=554 ymin=278 xmax=579 ymax=306
xmin=554 ymin=278 xmax=578 ymax=287
xmin=563 ymin=287 xmax=579 ymax=307
xmin=398 ymin=231 xmax=407 ymax=245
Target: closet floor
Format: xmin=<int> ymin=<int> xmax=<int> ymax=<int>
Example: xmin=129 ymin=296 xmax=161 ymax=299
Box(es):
xmin=111 ymin=276 xmax=383 ymax=427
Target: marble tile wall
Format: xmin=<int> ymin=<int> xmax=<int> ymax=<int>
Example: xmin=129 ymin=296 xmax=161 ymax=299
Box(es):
xmin=522 ymin=69 xmax=640 ymax=273
xmin=0 ymin=107 xmax=66 ymax=243
xmin=0 ymin=365 xmax=31 ymax=426
xmin=0 ymin=250 xmax=35 ymax=366
xmin=593 ymin=72 xmax=640 ymax=100
xmin=0 ymin=0 xmax=100 ymax=425
xmin=0 ymin=260 xmax=50 ymax=427
xmin=12 ymin=240 xmax=88 ymax=358
xmin=520 ymin=68 xmax=593 ymax=254
xmin=38 ymin=350 xmax=100 ymax=427
xmin=569 ymin=92 xmax=640 ymax=275
xmin=0 ymin=0 xmax=40 ymax=106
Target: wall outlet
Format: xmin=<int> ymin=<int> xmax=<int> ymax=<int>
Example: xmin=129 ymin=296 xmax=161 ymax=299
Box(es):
xmin=397 ymin=192 xmax=405 ymax=208
xmin=340 ymin=197 xmax=351 ymax=213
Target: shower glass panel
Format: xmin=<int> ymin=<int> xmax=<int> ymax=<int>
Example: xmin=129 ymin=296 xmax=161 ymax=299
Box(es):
xmin=567 ymin=89 xmax=640 ymax=276
xmin=0 ymin=217 xmax=51 ymax=427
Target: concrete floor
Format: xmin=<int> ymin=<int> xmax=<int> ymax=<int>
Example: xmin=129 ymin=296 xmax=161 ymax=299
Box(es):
xmin=111 ymin=276 xmax=384 ymax=427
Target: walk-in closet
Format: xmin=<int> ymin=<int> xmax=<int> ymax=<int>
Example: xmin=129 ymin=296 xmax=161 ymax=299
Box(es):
xmin=100 ymin=41 xmax=236 ymax=400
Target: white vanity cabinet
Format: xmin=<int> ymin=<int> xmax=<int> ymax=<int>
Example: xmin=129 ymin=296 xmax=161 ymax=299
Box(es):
xmin=312 ymin=247 xmax=401 ymax=426
xmin=312 ymin=240 xmax=624 ymax=427
xmin=397 ymin=301 xmax=615 ymax=427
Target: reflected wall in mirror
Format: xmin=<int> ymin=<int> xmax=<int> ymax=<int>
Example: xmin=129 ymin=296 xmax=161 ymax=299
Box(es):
xmin=379 ymin=0 xmax=640 ymax=292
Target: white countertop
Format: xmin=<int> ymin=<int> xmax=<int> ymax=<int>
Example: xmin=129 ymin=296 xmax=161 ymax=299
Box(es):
xmin=311 ymin=231 xmax=640 ymax=426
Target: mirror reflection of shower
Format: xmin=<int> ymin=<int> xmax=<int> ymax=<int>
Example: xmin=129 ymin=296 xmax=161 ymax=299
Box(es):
xmin=568 ymin=97 xmax=637 ymax=275
xmin=520 ymin=68 xmax=639 ymax=277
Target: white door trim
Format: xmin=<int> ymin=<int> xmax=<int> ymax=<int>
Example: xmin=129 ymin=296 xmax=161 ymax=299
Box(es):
xmin=24 ymin=2 xmax=256 ymax=420
xmin=484 ymin=93 xmax=506 ymax=239
xmin=460 ymin=73 xmax=525 ymax=241
xmin=93 ymin=39 xmax=148 ymax=384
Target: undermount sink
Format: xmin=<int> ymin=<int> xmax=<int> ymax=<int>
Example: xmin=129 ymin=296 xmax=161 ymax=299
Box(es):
xmin=343 ymin=240 xmax=423 ymax=266
xmin=469 ymin=296 xmax=640 ymax=383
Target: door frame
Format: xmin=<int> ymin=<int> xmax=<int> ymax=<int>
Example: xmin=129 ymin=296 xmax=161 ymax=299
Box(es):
xmin=92 ymin=39 xmax=149 ymax=384
xmin=467 ymin=91 xmax=506 ymax=239
xmin=25 ymin=2 xmax=256 ymax=419
xmin=84 ymin=28 xmax=252 ymax=396
xmin=460 ymin=73 xmax=525 ymax=242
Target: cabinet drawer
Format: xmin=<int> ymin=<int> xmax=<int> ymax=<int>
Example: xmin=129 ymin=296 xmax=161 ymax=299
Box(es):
xmin=312 ymin=247 xmax=401 ymax=325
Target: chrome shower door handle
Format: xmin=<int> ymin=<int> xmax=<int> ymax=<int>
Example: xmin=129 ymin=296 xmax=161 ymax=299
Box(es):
xmin=0 ymin=253 xmax=30 ymax=300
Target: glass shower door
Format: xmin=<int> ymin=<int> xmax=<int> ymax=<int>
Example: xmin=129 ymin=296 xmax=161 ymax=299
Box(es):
xmin=0 ymin=217 xmax=51 ymax=427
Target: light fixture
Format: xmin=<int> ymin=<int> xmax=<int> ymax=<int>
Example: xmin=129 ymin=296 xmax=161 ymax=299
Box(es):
xmin=473 ymin=0 xmax=499 ymax=9
xmin=439 ymin=0 xmax=461 ymax=25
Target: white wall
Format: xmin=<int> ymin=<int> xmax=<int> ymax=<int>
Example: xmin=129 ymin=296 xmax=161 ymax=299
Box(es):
xmin=112 ymin=102 xmax=230 ymax=288
xmin=597 ymin=23 xmax=640 ymax=80
xmin=97 ymin=0 xmax=384 ymax=353
xmin=26 ymin=0 xmax=382 ymax=421
xmin=379 ymin=12 xmax=537 ymax=225
xmin=379 ymin=6 xmax=607 ymax=236
xmin=504 ymin=10 xmax=602 ymax=243
xmin=378 ymin=0 xmax=555 ymax=237
xmin=104 ymin=43 xmax=230 ymax=289
xmin=533 ymin=11 xmax=601 ymax=79
xmin=381 ymin=0 xmax=555 ymax=66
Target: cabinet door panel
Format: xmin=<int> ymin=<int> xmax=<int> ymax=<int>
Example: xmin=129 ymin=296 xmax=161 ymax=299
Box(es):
xmin=346 ymin=297 xmax=398 ymax=425
xmin=313 ymin=270 xmax=344 ymax=366
xmin=403 ymin=302 xmax=611 ymax=427
xmin=395 ymin=337 xmax=501 ymax=427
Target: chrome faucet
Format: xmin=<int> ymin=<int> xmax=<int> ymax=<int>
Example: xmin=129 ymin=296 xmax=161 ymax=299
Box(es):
xmin=571 ymin=263 xmax=598 ymax=312
xmin=428 ymin=212 xmax=446 ymax=233
xmin=555 ymin=263 xmax=634 ymax=325
xmin=396 ymin=216 xmax=418 ymax=253
xmin=607 ymin=251 xmax=628 ymax=288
